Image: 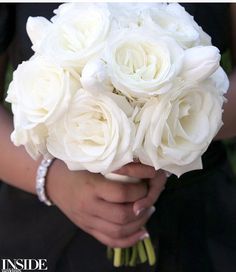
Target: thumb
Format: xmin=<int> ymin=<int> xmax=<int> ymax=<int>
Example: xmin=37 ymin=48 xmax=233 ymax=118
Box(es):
xmin=133 ymin=170 xmax=167 ymax=216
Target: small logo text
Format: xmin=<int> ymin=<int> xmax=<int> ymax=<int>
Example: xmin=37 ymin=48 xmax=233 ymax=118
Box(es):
xmin=1 ymin=259 xmax=48 ymax=272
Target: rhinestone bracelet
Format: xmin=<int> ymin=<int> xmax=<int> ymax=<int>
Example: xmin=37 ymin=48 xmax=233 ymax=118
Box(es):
xmin=36 ymin=158 xmax=55 ymax=206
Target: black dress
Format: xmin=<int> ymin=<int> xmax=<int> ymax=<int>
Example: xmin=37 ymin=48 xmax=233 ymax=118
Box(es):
xmin=0 ymin=3 xmax=235 ymax=272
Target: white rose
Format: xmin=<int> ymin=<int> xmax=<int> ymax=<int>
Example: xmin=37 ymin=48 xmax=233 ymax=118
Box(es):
xmin=209 ymin=67 xmax=230 ymax=95
xmin=6 ymin=56 xmax=80 ymax=128
xmin=11 ymin=124 xmax=51 ymax=160
xmin=47 ymin=89 xmax=133 ymax=174
xmin=26 ymin=16 xmax=52 ymax=52
xmin=180 ymin=46 xmax=220 ymax=82
xmin=108 ymin=3 xmax=158 ymax=29
xmin=133 ymin=81 xmax=226 ymax=177
xmin=27 ymin=3 xmax=111 ymax=69
xmin=106 ymin=29 xmax=184 ymax=99
xmin=81 ymin=58 xmax=114 ymax=94
xmin=142 ymin=3 xmax=211 ymax=49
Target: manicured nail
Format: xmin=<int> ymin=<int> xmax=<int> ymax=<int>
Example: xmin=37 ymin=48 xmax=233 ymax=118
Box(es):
xmin=135 ymin=206 xmax=156 ymax=216
xmin=135 ymin=208 xmax=145 ymax=216
xmin=139 ymin=232 xmax=150 ymax=241
xmin=147 ymin=206 xmax=156 ymax=216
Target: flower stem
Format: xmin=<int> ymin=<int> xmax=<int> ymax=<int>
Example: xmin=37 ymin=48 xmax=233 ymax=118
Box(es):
xmin=137 ymin=240 xmax=147 ymax=263
xmin=129 ymin=245 xmax=138 ymax=266
xmin=143 ymin=237 xmax=156 ymax=266
xmin=107 ymin=247 xmax=113 ymax=261
xmin=125 ymin=248 xmax=130 ymax=266
xmin=114 ymin=248 xmax=122 ymax=267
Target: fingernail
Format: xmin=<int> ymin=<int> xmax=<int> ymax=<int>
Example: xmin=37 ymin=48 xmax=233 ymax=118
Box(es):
xmin=135 ymin=208 xmax=145 ymax=216
xmin=147 ymin=206 xmax=156 ymax=216
xmin=139 ymin=232 xmax=150 ymax=241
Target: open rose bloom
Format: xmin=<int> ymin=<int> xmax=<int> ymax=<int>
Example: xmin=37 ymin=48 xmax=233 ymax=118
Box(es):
xmin=6 ymin=2 xmax=229 ymax=267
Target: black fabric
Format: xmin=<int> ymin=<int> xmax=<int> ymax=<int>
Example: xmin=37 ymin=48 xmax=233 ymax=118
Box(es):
xmin=182 ymin=3 xmax=230 ymax=53
xmin=9 ymin=3 xmax=60 ymax=69
xmin=0 ymin=3 xmax=236 ymax=272
xmin=0 ymin=184 xmax=77 ymax=271
xmin=156 ymin=159 xmax=236 ymax=272
xmin=0 ymin=4 xmax=15 ymax=54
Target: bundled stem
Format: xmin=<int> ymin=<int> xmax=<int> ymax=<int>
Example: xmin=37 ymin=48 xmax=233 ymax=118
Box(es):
xmin=109 ymin=235 xmax=156 ymax=267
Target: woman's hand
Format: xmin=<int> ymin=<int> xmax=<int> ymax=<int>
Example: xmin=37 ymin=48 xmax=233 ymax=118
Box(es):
xmin=47 ymin=160 xmax=166 ymax=248
xmin=114 ymin=163 xmax=167 ymax=216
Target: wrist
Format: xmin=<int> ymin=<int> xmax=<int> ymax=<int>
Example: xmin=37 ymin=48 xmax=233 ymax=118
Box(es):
xmin=46 ymin=159 xmax=71 ymax=208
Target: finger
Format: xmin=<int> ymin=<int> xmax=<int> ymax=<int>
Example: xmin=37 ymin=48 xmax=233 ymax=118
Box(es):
xmin=73 ymin=187 xmax=147 ymax=225
xmin=91 ymin=199 xmax=141 ymax=225
xmin=77 ymin=220 xmax=147 ymax=249
xmin=96 ymin=179 xmax=148 ymax=203
xmin=90 ymin=227 xmax=149 ymax=248
xmin=78 ymin=206 xmax=155 ymax=240
xmin=114 ymin=163 xmax=156 ymax=179
xmin=133 ymin=170 xmax=167 ymax=216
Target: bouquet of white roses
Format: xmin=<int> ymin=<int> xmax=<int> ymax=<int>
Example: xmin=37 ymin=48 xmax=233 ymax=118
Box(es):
xmin=6 ymin=3 xmax=229 ymax=267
